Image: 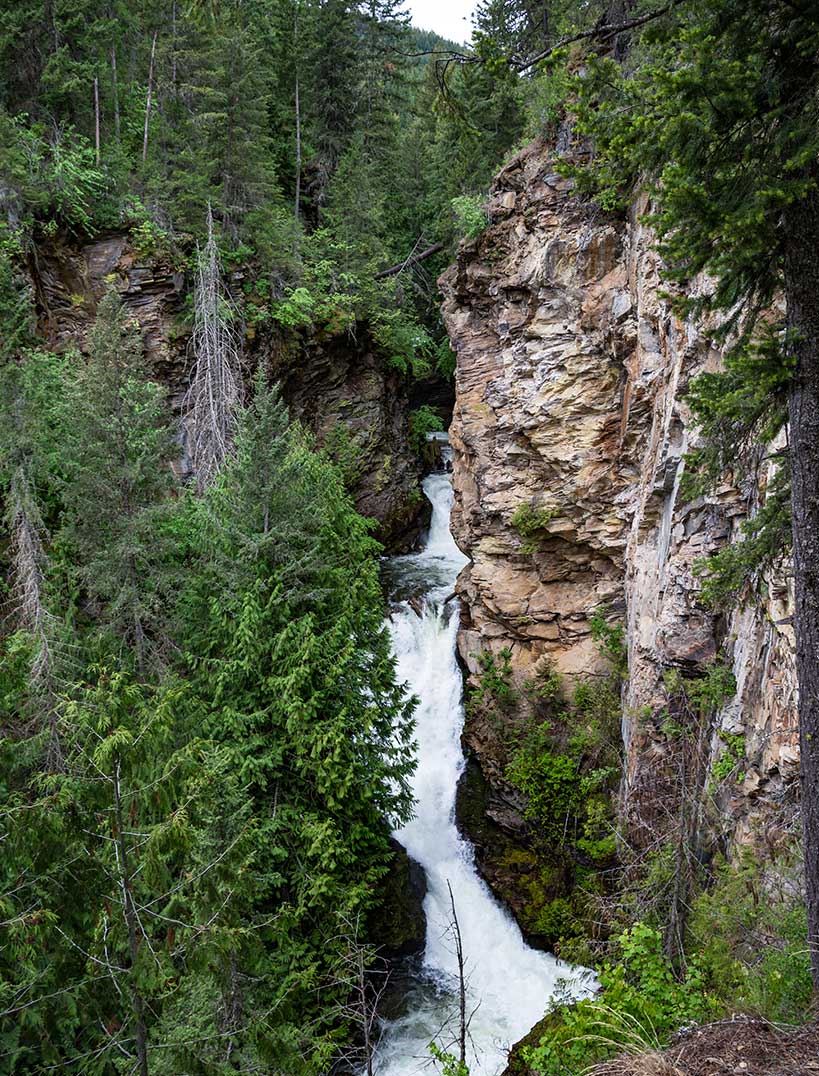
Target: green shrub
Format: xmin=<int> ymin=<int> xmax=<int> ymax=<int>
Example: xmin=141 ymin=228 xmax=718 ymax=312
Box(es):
xmin=451 ymin=194 xmax=489 ymax=239
xmin=408 ymin=405 xmax=444 ymax=457
xmin=711 ymin=732 xmax=746 ymax=785
xmin=689 ymin=854 xmax=812 ymax=1025
xmin=507 ymin=749 xmax=580 ymax=845
xmin=471 ymin=647 xmax=516 ymax=708
xmin=524 ymin=923 xmax=719 ymax=1076
xmin=589 ymin=608 xmax=627 ymax=674
xmin=510 ymin=502 xmax=555 ymax=554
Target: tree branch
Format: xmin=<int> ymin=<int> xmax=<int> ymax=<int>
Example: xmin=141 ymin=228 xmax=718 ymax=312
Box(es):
xmin=374 ymin=241 xmax=444 ymax=279
xmin=516 ymin=0 xmax=686 ymax=71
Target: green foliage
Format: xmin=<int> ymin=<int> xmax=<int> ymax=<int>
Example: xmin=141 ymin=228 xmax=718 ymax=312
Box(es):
xmin=435 ymin=338 xmax=457 ymax=380
xmin=60 ymin=289 xmax=175 ymax=669
xmin=663 ymin=661 xmax=737 ymax=718
xmin=508 ymin=748 xmax=581 ymax=845
xmin=408 ymin=405 xmax=445 ymax=456
xmin=0 ymin=113 xmax=115 ymax=235
xmin=689 ymin=853 xmax=813 ymax=1025
xmin=525 ymin=924 xmax=718 ymax=1075
xmin=589 ymin=608 xmax=627 ymax=674
xmin=471 ymin=646 xmax=517 ymax=708
xmin=0 ymin=311 xmax=416 ymax=1067
xmin=430 ymin=1043 xmax=470 ymax=1076
xmin=711 ymin=732 xmax=746 ymax=785
xmin=502 ymin=611 xmax=624 ymax=883
xmin=451 ymin=194 xmax=489 ymax=240
xmin=684 ymin=329 xmax=794 ymax=496
xmin=693 ymin=479 xmax=791 ymax=610
xmin=510 ymin=502 xmax=555 ymax=554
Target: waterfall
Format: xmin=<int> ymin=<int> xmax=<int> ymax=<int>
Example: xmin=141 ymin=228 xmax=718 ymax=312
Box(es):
xmin=373 ymin=468 xmax=592 ymax=1076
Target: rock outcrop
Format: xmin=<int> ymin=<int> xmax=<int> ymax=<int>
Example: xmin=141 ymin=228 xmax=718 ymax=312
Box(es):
xmin=26 ymin=230 xmax=428 ymax=550
xmin=439 ymin=139 xmax=798 ymax=882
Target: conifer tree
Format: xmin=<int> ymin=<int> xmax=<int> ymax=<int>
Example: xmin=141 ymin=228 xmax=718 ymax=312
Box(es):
xmin=62 ymin=287 xmax=174 ymax=673
xmin=183 ymin=207 xmax=242 ymax=494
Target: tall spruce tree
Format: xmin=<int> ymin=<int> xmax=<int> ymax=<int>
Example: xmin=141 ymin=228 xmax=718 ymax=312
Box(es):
xmin=62 ymin=288 xmax=174 ymax=673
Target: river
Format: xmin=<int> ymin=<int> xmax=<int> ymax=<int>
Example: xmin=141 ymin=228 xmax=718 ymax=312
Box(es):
xmin=372 ymin=462 xmax=592 ymax=1076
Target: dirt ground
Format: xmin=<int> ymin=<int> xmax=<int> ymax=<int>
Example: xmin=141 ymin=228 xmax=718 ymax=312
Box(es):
xmin=589 ymin=1018 xmax=819 ymax=1076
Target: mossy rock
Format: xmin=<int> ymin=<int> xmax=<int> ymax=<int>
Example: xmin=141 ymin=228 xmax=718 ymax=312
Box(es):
xmin=368 ymin=838 xmax=427 ymax=959
xmin=455 ymin=756 xmax=572 ymax=950
xmin=502 ymin=1008 xmax=568 ymax=1076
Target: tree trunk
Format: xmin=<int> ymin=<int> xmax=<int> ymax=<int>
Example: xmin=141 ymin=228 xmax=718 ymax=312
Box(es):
xmin=113 ymin=758 xmax=150 ymax=1076
xmin=294 ymin=76 xmax=301 ymax=241
xmin=447 ymin=881 xmax=466 ymax=1067
xmin=784 ymin=160 xmax=819 ymax=991
xmin=293 ymin=2 xmax=301 ymax=252
xmin=111 ymin=47 xmax=121 ymax=141
xmin=142 ymin=31 xmax=158 ymax=165
xmin=374 ymin=241 xmax=444 ymax=279
xmin=93 ymin=77 xmax=100 ymax=166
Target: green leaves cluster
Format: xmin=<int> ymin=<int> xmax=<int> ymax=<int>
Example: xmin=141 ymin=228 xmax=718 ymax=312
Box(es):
xmin=525 ymin=923 xmax=717 ymax=1076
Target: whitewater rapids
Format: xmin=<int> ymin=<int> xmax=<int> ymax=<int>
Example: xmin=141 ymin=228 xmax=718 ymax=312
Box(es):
xmin=372 ymin=467 xmax=592 ymax=1076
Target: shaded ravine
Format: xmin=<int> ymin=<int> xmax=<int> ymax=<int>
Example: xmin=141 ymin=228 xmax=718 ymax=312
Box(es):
xmin=373 ymin=464 xmax=593 ymax=1076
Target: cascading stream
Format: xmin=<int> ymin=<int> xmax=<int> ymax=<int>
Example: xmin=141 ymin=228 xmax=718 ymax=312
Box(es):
xmin=373 ymin=463 xmax=592 ymax=1076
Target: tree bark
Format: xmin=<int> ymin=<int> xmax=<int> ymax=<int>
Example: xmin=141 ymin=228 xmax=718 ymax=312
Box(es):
xmin=784 ymin=160 xmax=819 ymax=991
xmin=111 ymin=47 xmax=120 ymax=141
xmin=93 ymin=77 xmax=100 ymax=166
xmin=113 ymin=758 xmax=150 ymax=1076
xmin=294 ymin=76 xmax=301 ymax=240
xmin=142 ymin=31 xmax=158 ymax=165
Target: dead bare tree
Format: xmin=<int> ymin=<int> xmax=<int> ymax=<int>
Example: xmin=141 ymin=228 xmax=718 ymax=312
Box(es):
xmin=6 ymin=454 xmax=64 ymax=770
xmin=329 ymin=911 xmax=390 ymax=1076
xmin=428 ymin=882 xmax=478 ymax=1075
xmin=183 ymin=206 xmax=242 ymax=493
xmin=142 ymin=31 xmax=157 ymax=164
xmin=447 ymin=881 xmax=467 ymax=1068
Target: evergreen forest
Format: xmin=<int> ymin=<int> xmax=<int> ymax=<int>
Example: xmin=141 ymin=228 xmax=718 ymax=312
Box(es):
xmin=2 ymin=1 xmax=819 ymax=1074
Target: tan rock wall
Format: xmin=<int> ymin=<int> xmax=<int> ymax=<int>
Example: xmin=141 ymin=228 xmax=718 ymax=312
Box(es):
xmin=440 ymin=139 xmax=798 ymax=852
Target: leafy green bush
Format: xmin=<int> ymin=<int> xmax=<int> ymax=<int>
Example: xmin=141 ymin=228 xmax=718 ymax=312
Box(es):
xmin=711 ymin=732 xmax=746 ymax=785
xmin=524 ymin=924 xmax=719 ymax=1076
xmin=510 ymin=502 xmax=555 ymax=554
xmin=471 ymin=647 xmax=516 ymax=708
xmin=408 ymin=405 xmax=444 ymax=456
xmin=508 ymin=748 xmax=581 ymax=844
xmin=451 ymin=194 xmax=489 ymax=239
xmin=689 ymin=854 xmax=812 ymax=1025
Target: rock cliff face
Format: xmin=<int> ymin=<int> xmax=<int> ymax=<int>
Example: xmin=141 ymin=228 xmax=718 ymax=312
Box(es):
xmin=440 ymin=139 xmax=798 ymax=882
xmin=27 ymin=231 xmax=426 ymax=549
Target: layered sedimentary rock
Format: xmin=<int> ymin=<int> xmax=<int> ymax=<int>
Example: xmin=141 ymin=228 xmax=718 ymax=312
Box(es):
xmin=27 ymin=231 xmax=425 ymax=549
xmin=440 ymin=139 xmax=798 ymax=870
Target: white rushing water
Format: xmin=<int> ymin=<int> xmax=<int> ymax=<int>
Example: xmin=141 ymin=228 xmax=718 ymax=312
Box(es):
xmin=373 ymin=466 xmax=593 ymax=1076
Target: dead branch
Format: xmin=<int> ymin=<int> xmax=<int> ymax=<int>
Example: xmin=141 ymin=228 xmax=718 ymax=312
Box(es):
xmin=183 ymin=205 xmax=242 ymax=494
xmin=374 ymin=241 xmax=445 ymax=279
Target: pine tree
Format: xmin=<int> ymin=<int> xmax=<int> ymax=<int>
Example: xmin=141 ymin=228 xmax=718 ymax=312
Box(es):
xmin=61 ymin=288 xmax=175 ymax=673
xmin=176 ymin=376 xmax=416 ymax=1062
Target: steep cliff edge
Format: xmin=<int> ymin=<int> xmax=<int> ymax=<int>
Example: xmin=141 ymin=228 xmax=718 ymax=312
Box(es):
xmin=27 ymin=230 xmax=429 ymax=550
xmin=440 ymin=139 xmax=798 ymax=907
